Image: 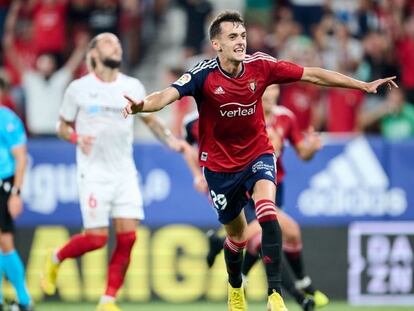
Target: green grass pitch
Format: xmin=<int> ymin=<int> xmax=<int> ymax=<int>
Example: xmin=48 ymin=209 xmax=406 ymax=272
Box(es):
xmin=34 ymin=301 xmax=412 ymax=311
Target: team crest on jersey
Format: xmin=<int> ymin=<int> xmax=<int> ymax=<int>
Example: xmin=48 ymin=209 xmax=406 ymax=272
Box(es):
xmin=174 ymin=73 xmax=192 ymax=86
xmin=248 ymin=80 xmax=257 ymax=92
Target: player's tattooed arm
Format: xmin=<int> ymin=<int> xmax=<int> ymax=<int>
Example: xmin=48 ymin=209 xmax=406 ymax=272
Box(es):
xmin=141 ymin=114 xmax=185 ymax=152
xmin=301 ymin=67 xmax=398 ymax=93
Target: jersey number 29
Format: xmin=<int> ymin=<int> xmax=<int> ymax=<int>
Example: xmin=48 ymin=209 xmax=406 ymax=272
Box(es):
xmin=210 ymin=190 xmax=227 ymax=211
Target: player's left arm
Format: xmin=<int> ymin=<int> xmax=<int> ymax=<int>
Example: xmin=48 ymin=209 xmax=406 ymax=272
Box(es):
xmin=301 ymin=67 xmax=398 ymax=93
xmin=123 ymin=87 xmax=180 ymax=117
xmin=141 ymin=114 xmax=185 ymax=152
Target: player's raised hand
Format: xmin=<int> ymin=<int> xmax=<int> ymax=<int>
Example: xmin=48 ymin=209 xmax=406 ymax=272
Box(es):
xmin=123 ymin=95 xmax=144 ymax=118
xmin=365 ymin=76 xmax=398 ymax=94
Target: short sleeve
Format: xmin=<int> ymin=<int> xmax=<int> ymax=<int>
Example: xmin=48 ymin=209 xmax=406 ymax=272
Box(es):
xmin=170 ymin=59 xmax=212 ymax=100
xmin=171 ymin=72 xmax=198 ymax=98
xmin=3 ymin=110 xmax=27 ymax=149
xmin=266 ymin=59 xmax=304 ymax=84
xmin=60 ymin=83 xmax=79 ymax=122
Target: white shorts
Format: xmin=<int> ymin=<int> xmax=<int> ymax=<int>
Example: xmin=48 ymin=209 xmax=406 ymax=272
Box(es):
xmin=78 ymin=173 xmax=144 ymax=229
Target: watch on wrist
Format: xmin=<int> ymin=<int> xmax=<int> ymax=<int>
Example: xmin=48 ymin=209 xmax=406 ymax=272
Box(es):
xmin=11 ymin=186 xmax=21 ymax=196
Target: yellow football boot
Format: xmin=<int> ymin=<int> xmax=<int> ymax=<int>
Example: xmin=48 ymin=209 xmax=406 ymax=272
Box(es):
xmin=96 ymin=302 xmax=122 ymax=311
xmin=313 ymin=290 xmax=329 ymax=308
xmin=228 ymin=283 xmax=247 ymax=311
xmin=267 ymin=290 xmax=288 ymax=311
xmin=41 ymin=252 xmax=60 ymax=295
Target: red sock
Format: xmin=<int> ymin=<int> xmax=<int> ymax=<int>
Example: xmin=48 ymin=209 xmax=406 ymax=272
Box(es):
xmin=105 ymin=231 xmax=137 ymax=297
xmin=57 ymin=233 xmax=108 ymax=261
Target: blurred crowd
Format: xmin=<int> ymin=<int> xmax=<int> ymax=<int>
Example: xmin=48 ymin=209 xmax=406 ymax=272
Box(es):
xmin=0 ymin=0 xmax=414 ymax=141
xmin=171 ymin=0 xmax=414 ymax=141
xmin=0 ymin=0 xmax=167 ymax=136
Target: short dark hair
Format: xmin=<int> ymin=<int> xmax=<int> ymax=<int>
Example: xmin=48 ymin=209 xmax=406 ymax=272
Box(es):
xmin=209 ymin=11 xmax=245 ymax=40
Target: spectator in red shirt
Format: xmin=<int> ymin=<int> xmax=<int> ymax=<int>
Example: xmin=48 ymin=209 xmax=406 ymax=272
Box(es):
xmin=2 ymin=1 xmax=37 ymax=86
xmin=30 ymin=0 xmax=68 ymax=56
xmin=396 ymin=15 xmax=414 ymax=103
xmin=326 ymin=88 xmax=365 ymax=133
xmin=279 ymin=82 xmax=321 ymax=131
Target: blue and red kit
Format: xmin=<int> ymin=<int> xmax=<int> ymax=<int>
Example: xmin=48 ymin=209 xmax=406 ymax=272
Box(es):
xmin=172 ymin=52 xmax=304 ymax=173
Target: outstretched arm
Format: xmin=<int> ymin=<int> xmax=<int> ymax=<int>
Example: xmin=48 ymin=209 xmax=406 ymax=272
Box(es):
xmin=301 ymin=67 xmax=398 ymax=94
xmin=2 ymin=0 xmax=25 ymax=74
xmin=63 ymin=33 xmax=89 ymax=73
xmin=123 ymin=87 xmax=180 ymax=117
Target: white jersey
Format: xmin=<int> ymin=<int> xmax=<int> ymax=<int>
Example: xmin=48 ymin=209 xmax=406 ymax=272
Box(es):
xmin=60 ymin=73 xmax=146 ymax=181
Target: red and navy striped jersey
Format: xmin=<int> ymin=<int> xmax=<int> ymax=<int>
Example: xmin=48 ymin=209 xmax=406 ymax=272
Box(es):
xmin=172 ymin=52 xmax=304 ymax=172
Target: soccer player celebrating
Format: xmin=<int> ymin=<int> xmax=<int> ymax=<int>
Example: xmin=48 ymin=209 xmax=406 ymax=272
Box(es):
xmin=41 ymin=33 xmax=184 ymax=311
xmin=182 ymin=85 xmax=326 ymax=311
xmin=123 ymin=11 xmax=397 ymax=311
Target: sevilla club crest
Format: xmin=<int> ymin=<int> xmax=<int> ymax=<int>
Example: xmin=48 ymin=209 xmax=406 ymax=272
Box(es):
xmin=248 ymin=80 xmax=257 ymax=92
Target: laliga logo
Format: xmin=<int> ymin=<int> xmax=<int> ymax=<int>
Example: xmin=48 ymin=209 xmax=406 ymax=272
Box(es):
xmin=297 ymin=137 xmax=407 ymax=217
xmin=219 ymin=100 xmax=257 ymax=118
xmin=22 ymin=155 xmax=78 ymax=214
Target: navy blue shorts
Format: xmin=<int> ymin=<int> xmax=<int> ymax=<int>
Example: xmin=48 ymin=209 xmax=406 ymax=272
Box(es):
xmin=244 ymin=182 xmax=284 ymax=223
xmin=203 ymin=153 xmax=276 ymax=224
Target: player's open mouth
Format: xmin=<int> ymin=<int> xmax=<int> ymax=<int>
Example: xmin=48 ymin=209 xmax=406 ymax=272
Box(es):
xmin=234 ymin=48 xmax=244 ymax=53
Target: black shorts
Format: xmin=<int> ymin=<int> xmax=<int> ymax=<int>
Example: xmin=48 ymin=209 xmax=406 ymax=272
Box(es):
xmin=203 ymin=154 xmax=276 ymax=224
xmin=244 ymin=182 xmax=284 ymax=224
xmin=0 ymin=176 xmax=15 ymax=233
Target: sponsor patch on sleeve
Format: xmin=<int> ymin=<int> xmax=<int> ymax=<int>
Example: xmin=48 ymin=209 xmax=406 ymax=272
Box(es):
xmin=174 ymin=73 xmax=192 ymax=86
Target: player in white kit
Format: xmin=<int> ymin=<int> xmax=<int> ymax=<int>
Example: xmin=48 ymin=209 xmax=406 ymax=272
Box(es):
xmin=41 ymin=33 xmax=183 ymax=311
